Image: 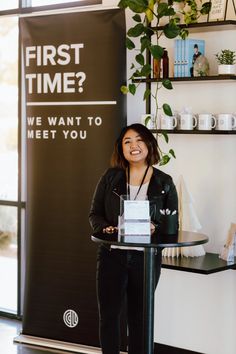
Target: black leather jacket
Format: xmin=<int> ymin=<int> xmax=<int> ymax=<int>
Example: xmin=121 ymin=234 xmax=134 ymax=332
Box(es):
xmin=89 ymin=168 xmax=178 ymax=232
xmin=89 ymin=167 xmax=178 ymax=234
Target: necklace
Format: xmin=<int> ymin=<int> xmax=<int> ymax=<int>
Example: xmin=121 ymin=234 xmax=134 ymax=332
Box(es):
xmin=127 ymin=165 xmax=149 ymax=200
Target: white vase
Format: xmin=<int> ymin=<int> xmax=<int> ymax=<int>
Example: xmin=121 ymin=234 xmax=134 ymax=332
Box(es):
xmin=218 ymin=64 xmax=236 ymax=75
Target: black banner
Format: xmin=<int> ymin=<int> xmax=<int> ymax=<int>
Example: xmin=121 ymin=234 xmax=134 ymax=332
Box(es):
xmin=20 ymin=9 xmax=126 ymax=347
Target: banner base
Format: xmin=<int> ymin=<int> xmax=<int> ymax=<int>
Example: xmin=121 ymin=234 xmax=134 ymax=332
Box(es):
xmin=14 ymin=334 xmax=127 ymax=354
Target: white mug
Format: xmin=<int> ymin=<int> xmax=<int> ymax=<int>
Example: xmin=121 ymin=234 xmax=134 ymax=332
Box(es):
xmin=216 ymin=113 xmax=236 ymax=130
xmin=141 ymin=114 xmax=156 ymax=129
xmin=179 ymin=113 xmax=197 ymax=130
xmin=198 ymin=113 xmax=216 ymax=130
xmin=160 ymin=115 xmax=177 ymax=130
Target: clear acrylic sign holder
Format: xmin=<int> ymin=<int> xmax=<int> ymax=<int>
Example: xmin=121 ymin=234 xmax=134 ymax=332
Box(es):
xmin=118 ymin=195 xmax=151 ymax=243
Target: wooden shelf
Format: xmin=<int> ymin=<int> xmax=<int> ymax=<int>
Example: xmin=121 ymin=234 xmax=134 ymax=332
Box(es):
xmin=151 ymin=129 xmax=236 ymax=135
xmin=133 ymin=75 xmax=236 ymax=83
xmin=162 ymin=252 xmax=236 ymax=274
xmin=152 ymin=20 xmax=236 ymax=32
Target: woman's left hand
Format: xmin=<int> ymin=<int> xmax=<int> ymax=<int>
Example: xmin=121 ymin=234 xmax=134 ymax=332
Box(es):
xmin=151 ymin=223 xmax=155 ymax=234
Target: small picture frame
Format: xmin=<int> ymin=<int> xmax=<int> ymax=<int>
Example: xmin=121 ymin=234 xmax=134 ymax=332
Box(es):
xmin=208 ymin=0 xmax=228 ymax=21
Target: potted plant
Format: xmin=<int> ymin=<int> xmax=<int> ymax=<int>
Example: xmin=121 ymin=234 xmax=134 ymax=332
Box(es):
xmin=215 ymin=49 xmax=236 ymax=75
xmin=118 ymin=0 xmax=211 ymax=165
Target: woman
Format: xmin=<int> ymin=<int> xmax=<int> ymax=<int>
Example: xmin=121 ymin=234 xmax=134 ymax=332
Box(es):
xmin=89 ymin=123 xmax=178 ymax=354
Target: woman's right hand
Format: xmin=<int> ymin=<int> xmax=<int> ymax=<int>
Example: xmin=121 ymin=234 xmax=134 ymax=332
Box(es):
xmin=103 ymin=226 xmax=118 ymax=234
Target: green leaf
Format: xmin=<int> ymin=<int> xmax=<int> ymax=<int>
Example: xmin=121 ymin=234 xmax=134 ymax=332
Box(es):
xmin=169 ymin=149 xmax=176 ymax=158
xmin=179 ymin=28 xmax=189 ymax=40
xmin=150 ymin=45 xmax=164 ymax=59
xmin=118 ymin=0 xmax=128 ymax=9
xmin=200 ymin=1 xmax=212 ymax=15
xmin=163 ymin=103 xmax=173 ymax=116
xmin=127 ymin=23 xmax=145 ymax=37
xmin=128 ymin=0 xmax=148 ymax=13
xmin=144 ymin=115 xmax=151 ymax=126
xmin=133 ymin=70 xmax=142 ymax=77
xmin=141 ymin=36 xmax=151 ymax=52
xmin=143 ymin=88 xmax=151 ymax=100
xmin=135 ymin=53 xmax=145 ymax=66
xmin=157 ymin=2 xmax=168 ymax=16
xmin=163 ymin=22 xmax=180 ymax=39
xmin=161 ymin=131 xmax=169 ymax=143
xmin=162 ymin=79 xmax=173 ymax=90
xmin=143 ymin=27 xmax=154 ymax=37
xmin=130 ymin=63 xmax=135 ymax=69
xmin=121 ymin=85 xmax=129 ymax=94
xmin=159 ymin=155 xmax=170 ymax=166
xmin=157 ymin=3 xmax=175 ymax=17
xmin=126 ymin=37 xmax=135 ymax=50
xmin=141 ymin=63 xmax=151 ymax=76
xmin=132 ymin=14 xmax=142 ymax=22
xmin=129 ymin=83 xmax=136 ymax=95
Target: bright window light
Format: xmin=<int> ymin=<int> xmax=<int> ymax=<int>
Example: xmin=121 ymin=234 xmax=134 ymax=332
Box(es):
xmin=32 ymin=0 xmax=84 ymax=5
xmin=0 ymin=1 xmax=18 ymax=11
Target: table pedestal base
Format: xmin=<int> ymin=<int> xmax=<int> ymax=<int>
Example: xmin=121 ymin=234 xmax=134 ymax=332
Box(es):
xmin=143 ymin=247 xmax=155 ymax=354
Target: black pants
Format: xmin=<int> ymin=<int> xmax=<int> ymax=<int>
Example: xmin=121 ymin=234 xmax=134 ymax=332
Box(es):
xmin=96 ymin=245 xmax=162 ymax=354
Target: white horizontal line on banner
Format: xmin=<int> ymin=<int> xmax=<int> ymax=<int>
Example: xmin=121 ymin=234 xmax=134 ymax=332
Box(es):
xmin=27 ymin=101 xmax=117 ymax=106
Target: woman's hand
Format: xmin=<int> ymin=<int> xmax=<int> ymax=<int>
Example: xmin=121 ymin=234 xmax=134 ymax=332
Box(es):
xmin=103 ymin=226 xmax=118 ymax=234
xmin=151 ymin=223 xmax=156 ymax=234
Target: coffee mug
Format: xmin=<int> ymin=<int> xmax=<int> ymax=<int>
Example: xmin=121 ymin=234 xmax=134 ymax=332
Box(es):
xmin=216 ymin=113 xmax=236 ymax=130
xmin=160 ymin=115 xmax=177 ymax=130
xmin=141 ymin=114 xmax=156 ymax=129
xmin=198 ymin=113 xmax=216 ymax=130
xmin=179 ymin=113 xmax=197 ymax=130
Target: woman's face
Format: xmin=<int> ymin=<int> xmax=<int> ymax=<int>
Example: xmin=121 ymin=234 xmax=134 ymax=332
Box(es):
xmin=122 ymin=129 xmax=149 ymax=165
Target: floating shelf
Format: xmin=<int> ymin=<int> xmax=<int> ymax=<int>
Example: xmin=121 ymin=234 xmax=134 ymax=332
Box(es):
xmin=151 ymin=129 xmax=236 ymax=135
xmin=162 ymin=252 xmax=236 ymax=274
xmin=152 ymin=20 xmax=236 ymax=32
xmin=132 ymin=75 xmax=236 ymax=83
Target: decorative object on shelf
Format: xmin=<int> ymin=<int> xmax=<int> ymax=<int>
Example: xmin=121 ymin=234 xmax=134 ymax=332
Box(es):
xmin=141 ymin=113 xmax=156 ymax=129
xmin=208 ymin=0 xmax=228 ymax=21
xmin=162 ymin=175 xmax=205 ymax=258
xmin=118 ymin=0 xmax=212 ymax=165
xmin=219 ymin=223 xmax=236 ymax=263
xmin=193 ymin=55 xmax=210 ymax=76
xmin=160 ymin=114 xmax=177 ymax=130
xmin=197 ymin=113 xmax=216 ymax=130
xmin=216 ymin=113 xmax=236 ymax=130
xmin=179 ymin=112 xmax=198 ymax=130
xmin=174 ymin=38 xmax=205 ymax=78
xmin=153 ymin=48 xmax=169 ymax=78
xmin=162 ymin=49 xmax=169 ymax=79
xmin=215 ymin=49 xmax=236 ymax=75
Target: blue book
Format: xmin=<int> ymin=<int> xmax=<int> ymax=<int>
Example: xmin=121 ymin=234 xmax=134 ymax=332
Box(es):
xmin=183 ymin=39 xmax=205 ymax=77
xmin=174 ymin=39 xmax=178 ymax=78
xmin=174 ymin=39 xmax=182 ymax=78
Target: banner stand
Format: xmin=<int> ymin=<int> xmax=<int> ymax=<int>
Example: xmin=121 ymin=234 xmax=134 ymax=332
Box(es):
xmin=14 ymin=335 xmax=128 ymax=354
xmin=20 ymin=8 xmax=127 ymax=351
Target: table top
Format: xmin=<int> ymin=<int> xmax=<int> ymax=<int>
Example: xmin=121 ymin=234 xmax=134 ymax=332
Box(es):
xmin=91 ymin=230 xmax=209 ymax=248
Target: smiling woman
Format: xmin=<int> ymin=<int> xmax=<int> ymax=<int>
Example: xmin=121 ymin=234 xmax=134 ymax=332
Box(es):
xmin=89 ymin=123 xmax=179 ymax=354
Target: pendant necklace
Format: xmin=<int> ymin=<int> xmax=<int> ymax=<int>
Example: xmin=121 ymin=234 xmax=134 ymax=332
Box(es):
xmin=127 ymin=165 xmax=149 ymax=200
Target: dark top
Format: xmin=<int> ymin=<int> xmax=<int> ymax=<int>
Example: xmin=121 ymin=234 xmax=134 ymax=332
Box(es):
xmin=89 ymin=167 xmax=179 ymax=234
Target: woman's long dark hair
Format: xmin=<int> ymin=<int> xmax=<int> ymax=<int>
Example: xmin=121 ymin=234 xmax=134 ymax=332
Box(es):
xmin=111 ymin=123 xmax=160 ymax=169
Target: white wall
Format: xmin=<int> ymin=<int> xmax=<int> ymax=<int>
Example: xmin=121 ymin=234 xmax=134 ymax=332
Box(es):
xmin=123 ymin=6 xmax=236 ymax=354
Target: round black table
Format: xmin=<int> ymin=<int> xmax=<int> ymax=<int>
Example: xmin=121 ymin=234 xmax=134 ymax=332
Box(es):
xmin=91 ymin=230 xmax=208 ymax=354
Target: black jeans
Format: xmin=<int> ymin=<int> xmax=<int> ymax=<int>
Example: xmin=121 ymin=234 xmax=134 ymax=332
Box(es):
xmin=96 ymin=245 xmax=162 ymax=354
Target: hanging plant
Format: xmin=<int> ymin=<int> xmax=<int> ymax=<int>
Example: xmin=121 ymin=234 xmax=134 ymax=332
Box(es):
xmin=118 ymin=0 xmax=211 ymax=165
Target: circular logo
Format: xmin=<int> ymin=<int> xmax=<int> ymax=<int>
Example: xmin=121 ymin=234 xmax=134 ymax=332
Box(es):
xmin=63 ymin=309 xmax=79 ymax=328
